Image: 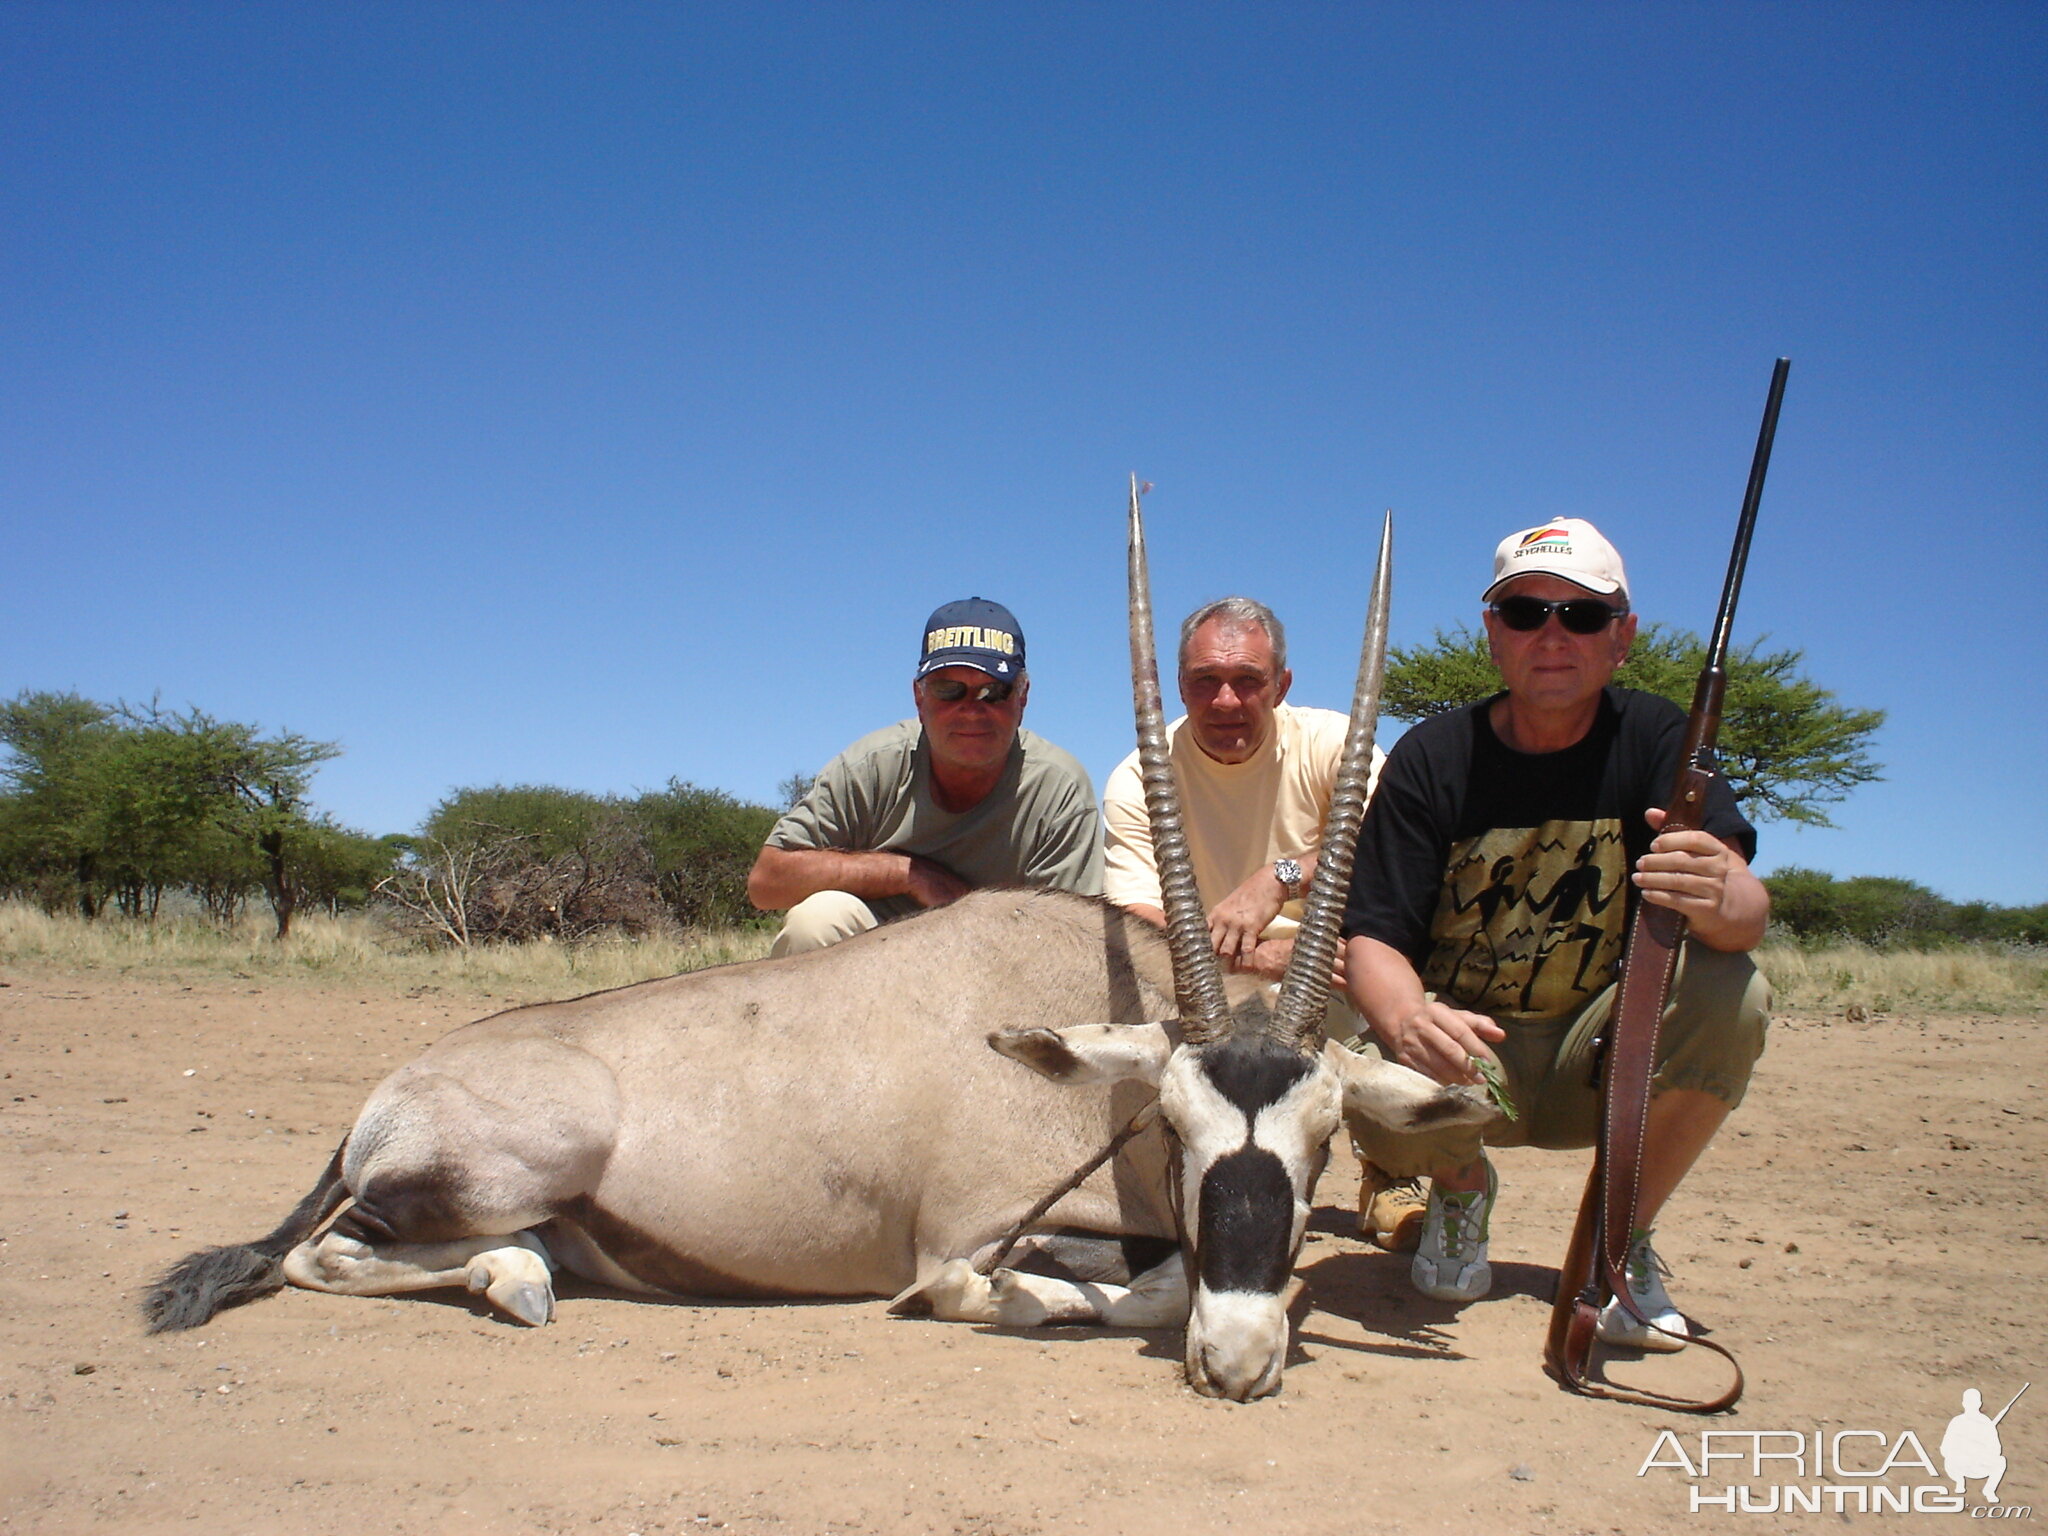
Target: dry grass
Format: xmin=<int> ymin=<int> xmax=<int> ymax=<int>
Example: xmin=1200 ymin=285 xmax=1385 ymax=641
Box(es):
xmin=5 ymin=901 xmax=2040 ymax=1017
xmin=0 ymin=900 xmax=774 ymax=1002
xmin=1757 ymin=939 xmax=2047 ymax=1016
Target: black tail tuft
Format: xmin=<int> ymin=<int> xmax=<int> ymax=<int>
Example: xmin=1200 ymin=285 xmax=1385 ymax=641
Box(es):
xmin=139 ymin=1139 xmax=352 ymax=1333
xmin=142 ymin=1242 xmax=289 ymax=1332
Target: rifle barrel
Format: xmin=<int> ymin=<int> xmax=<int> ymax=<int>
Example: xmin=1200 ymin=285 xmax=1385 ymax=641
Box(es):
xmin=1705 ymin=357 xmax=1791 ymax=671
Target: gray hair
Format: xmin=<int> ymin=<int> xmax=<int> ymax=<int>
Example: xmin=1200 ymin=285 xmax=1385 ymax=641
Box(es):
xmin=1177 ymin=597 xmax=1287 ymax=675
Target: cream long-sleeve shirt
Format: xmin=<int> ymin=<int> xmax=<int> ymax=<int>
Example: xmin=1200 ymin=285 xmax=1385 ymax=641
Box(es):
xmin=1101 ymin=704 xmax=1384 ymax=941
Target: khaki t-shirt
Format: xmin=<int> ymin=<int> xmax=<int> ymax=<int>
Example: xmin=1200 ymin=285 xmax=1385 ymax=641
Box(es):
xmin=1102 ymin=704 xmax=1383 ymax=942
xmin=767 ymin=719 xmax=1104 ymax=924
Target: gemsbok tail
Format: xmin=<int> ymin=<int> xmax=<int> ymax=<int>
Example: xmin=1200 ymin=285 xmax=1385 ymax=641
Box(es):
xmin=140 ymin=1139 xmax=352 ymax=1333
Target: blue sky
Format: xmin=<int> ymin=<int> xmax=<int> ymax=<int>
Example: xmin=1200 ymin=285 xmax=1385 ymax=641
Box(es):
xmin=4 ymin=4 xmax=2043 ymax=904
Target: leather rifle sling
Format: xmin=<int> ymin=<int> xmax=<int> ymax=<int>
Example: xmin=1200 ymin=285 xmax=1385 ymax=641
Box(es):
xmin=1542 ymin=793 xmax=1743 ymax=1412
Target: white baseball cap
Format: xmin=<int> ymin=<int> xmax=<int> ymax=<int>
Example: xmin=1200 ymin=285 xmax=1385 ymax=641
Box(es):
xmin=1482 ymin=518 xmax=1630 ymax=604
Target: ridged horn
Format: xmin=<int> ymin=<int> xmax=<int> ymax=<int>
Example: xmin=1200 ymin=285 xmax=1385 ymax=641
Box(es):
xmin=1270 ymin=509 xmax=1393 ymax=1050
xmin=1126 ymin=475 xmax=1231 ymax=1043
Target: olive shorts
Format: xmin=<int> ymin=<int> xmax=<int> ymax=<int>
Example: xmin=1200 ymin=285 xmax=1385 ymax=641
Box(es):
xmin=1345 ymin=939 xmax=1770 ymax=1176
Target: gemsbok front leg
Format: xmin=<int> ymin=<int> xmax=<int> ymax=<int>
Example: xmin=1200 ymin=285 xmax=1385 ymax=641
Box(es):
xmin=891 ymin=1251 xmax=1189 ymax=1329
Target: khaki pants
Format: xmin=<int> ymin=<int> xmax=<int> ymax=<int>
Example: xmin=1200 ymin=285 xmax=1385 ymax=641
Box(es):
xmin=768 ymin=890 xmax=881 ymax=959
xmin=1345 ymin=940 xmax=1770 ymax=1178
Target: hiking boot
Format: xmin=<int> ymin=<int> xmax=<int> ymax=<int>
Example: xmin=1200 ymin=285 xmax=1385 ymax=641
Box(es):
xmin=1596 ymin=1229 xmax=1690 ymax=1352
xmin=1410 ymin=1159 xmax=1496 ymax=1303
xmin=1359 ymin=1164 xmax=1427 ymax=1252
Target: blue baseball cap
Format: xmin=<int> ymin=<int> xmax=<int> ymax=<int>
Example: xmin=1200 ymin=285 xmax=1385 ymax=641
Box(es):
xmin=916 ymin=597 xmax=1026 ymax=680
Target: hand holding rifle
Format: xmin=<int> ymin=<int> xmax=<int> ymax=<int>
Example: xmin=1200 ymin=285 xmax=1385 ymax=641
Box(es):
xmin=1632 ymin=805 xmax=1769 ymax=949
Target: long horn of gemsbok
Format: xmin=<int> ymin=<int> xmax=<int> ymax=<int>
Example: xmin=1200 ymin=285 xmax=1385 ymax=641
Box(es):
xmin=1126 ymin=474 xmax=1232 ymax=1043
xmin=1269 ymin=508 xmax=1394 ymax=1051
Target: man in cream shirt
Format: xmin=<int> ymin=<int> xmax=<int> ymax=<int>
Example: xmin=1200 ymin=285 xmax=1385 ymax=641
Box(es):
xmin=1101 ymin=597 xmax=1418 ymax=1248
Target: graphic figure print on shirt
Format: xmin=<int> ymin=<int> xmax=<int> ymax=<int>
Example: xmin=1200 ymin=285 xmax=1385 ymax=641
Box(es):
xmin=1422 ymin=819 xmax=1628 ymax=1020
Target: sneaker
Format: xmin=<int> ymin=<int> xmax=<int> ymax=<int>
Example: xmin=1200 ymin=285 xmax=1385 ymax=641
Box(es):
xmin=1359 ymin=1164 xmax=1428 ymax=1252
xmin=1596 ymin=1229 xmax=1690 ymax=1352
xmin=1410 ymin=1159 xmax=1496 ymax=1302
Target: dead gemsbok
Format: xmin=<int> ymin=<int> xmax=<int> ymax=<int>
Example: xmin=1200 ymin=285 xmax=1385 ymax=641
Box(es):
xmin=143 ymin=484 xmax=1485 ymax=1400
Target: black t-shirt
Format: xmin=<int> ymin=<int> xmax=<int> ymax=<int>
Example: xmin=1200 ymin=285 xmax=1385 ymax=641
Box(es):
xmin=1341 ymin=687 xmax=1756 ymax=1022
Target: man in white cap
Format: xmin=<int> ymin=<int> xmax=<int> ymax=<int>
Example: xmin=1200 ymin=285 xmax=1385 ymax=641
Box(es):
xmin=749 ymin=597 xmax=1103 ymax=957
xmin=1339 ymin=519 xmax=1771 ymax=1349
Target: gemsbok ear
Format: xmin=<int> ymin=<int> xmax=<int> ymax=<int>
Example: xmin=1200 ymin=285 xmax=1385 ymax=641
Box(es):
xmin=988 ymin=1022 xmax=1175 ymax=1086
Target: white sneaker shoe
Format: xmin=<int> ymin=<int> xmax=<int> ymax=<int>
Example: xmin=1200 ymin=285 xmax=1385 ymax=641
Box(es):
xmin=1596 ymin=1229 xmax=1690 ymax=1352
xmin=1410 ymin=1159 xmax=1496 ymax=1303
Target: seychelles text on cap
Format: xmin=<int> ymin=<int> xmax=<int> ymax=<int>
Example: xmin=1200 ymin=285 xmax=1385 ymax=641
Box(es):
xmin=917 ymin=597 xmax=1026 ymax=679
xmin=1482 ymin=519 xmax=1630 ymax=603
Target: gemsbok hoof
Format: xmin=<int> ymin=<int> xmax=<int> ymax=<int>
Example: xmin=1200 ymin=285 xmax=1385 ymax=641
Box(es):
xmin=465 ymin=1245 xmax=557 ymax=1327
xmin=888 ymin=1258 xmax=993 ymax=1322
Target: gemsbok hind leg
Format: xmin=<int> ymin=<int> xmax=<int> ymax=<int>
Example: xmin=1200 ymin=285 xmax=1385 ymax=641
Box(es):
xmin=283 ymin=1225 xmax=558 ymax=1326
xmin=283 ymin=1042 xmax=618 ymax=1325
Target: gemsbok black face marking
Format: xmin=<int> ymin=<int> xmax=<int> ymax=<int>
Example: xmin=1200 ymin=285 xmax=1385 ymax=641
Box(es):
xmin=1198 ymin=1035 xmax=1319 ymax=1112
xmin=1196 ymin=1150 xmax=1296 ymax=1296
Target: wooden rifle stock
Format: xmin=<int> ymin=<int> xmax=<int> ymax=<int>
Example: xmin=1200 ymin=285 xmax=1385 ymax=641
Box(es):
xmin=1544 ymin=358 xmax=1789 ymax=1411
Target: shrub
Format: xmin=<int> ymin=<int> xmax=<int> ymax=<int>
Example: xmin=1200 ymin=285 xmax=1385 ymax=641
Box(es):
xmin=387 ymin=780 xmax=778 ymax=945
xmin=1763 ymin=867 xmax=2047 ymax=949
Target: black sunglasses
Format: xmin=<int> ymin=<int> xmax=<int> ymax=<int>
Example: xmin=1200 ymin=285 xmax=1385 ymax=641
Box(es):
xmin=923 ymin=677 xmax=1016 ymax=704
xmin=1490 ymin=595 xmax=1627 ymax=635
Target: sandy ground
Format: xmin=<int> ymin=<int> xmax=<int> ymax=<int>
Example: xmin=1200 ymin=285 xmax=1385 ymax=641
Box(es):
xmin=1 ymin=966 xmax=2041 ymax=1536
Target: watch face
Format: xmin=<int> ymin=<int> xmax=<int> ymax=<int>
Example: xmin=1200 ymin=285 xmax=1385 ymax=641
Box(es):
xmin=1275 ymin=858 xmax=1303 ymax=891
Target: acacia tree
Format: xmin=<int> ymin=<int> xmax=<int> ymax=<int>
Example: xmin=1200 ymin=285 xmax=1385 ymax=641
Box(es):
xmin=1381 ymin=624 xmax=1884 ymax=826
xmin=286 ymin=822 xmax=407 ymax=917
xmin=0 ymin=692 xmax=118 ymax=914
xmin=0 ymin=690 xmax=357 ymax=934
xmin=218 ymin=722 xmax=342 ymax=939
xmin=98 ymin=701 xmax=341 ymax=935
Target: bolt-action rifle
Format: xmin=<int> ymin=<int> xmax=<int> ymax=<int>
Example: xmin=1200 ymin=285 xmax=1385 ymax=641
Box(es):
xmin=1543 ymin=358 xmax=1791 ymax=1412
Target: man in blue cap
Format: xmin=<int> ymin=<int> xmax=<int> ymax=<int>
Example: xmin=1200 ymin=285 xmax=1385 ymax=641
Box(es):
xmin=748 ymin=597 xmax=1104 ymax=957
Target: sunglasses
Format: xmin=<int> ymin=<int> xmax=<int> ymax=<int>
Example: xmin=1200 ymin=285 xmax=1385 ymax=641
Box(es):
xmin=922 ymin=677 xmax=1016 ymax=705
xmin=1490 ymin=596 xmax=1627 ymax=635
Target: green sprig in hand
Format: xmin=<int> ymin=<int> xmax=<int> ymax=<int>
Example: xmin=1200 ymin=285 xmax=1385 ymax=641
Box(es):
xmin=1470 ymin=1053 xmax=1518 ymax=1121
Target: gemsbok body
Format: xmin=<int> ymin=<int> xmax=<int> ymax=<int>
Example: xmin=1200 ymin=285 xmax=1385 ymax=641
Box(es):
xmin=145 ymin=485 xmax=1487 ymax=1399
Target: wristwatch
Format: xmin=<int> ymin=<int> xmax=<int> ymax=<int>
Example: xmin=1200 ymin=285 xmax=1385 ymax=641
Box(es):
xmin=1272 ymin=858 xmax=1305 ymax=897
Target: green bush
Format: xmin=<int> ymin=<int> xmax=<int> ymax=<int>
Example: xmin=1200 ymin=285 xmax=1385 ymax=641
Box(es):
xmin=1763 ymin=866 xmax=2046 ymax=949
xmin=631 ymin=780 xmax=778 ymax=929
xmin=392 ymin=779 xmax=777 ymax=943
xmin=422 ymin=784 xmax=619 ymax=858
